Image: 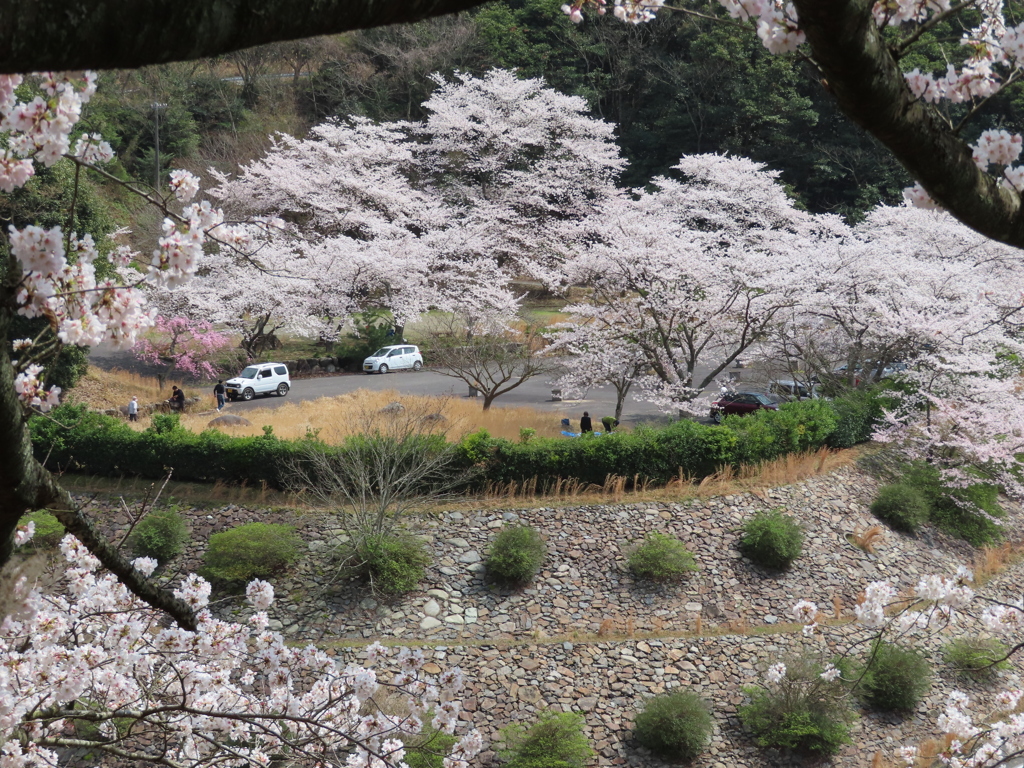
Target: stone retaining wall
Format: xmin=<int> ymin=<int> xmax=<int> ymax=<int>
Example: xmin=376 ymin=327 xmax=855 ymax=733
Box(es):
xmin=88 ymin=465 xmax=1024 ymax=767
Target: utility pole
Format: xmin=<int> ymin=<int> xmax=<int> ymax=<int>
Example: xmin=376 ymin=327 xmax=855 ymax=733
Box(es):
xmin=152 ymin=102 xmax=167 ymax=192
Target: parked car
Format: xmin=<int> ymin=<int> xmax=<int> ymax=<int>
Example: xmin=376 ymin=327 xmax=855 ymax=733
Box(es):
xmin=363 ymin=345 xmax=424 ymax=374
xmin=832 ymin=360 xmax=908 ymax=381
xmin=710 ymin=391 xmax=779 ymax=423
xmin=769 ymin=379 xmax=821 ymax=400
xmin=225 ymin=362 xmax=290 ymax=401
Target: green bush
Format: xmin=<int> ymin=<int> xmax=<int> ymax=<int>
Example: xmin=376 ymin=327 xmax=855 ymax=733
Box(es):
xmin=859 ymin=642 xmax=931 ymax=712
xmin=126 ymin=507 xmax=189 ymax=563
xmin=740 ymin=657 xmax=854 ymax=757
xmin=403 ymin=728 xmax=459 ymax=768
xmin=203 ymin=523 xmax=302 ymax=583
xmin=31 ymin=390 xmax=884 ymax=494
xmin=827 ymin=387 xmax=887 ymax=448
xmin=634 ymin=691 xmax=713 ymax=760
xmin=902 ymin=462 xmax=1004 ymax=546
xmin=353 ymin=533 xmax=431 ymax=595
xmin=18 ymin=510 xmax=64 ymax=548
xmin=485 ymin=525 xmax=546 ymax=586
xmin=148 ymin=412 xmax=182 ymax=435
xmin=739 ymin=508 xmax=804 ymax=569
xmin=870 ymin=484 xmax=929 ymax=532
xmin=498 ymin=711 xmax=592 ymax=768
xmin=942 ymin=637 xmax=1010 ymax=679
xmin=627 ymin=532 xmax=698 ymax=581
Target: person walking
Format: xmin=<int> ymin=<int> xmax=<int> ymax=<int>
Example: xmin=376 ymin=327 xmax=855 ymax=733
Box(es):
xmin=128 ymin=396 xmax=138 ymax=422
xmin=580 ymin=411 xmax=593 ymax=433
xmin=213 ymin=380 xmax=226 ymax=411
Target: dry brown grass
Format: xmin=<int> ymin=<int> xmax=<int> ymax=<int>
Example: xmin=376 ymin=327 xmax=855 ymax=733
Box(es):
xmin=972 ymin=541 xmax=1024 ymax=586
xmin=159 ymin=389 xmax=565 ymax=443
xmin=848 ymin=524 xmax=886 ymax=554
xmin=464 ymin=447 xmax=856 ymax=510
xmin=66 ymin=367 xmax=216 ymax=411
xmin=60 ymin=473 xmax=299 ymax=509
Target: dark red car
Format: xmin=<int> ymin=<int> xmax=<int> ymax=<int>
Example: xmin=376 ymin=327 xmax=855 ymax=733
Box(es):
xmin=710 ymin=391 xmax=779 ymax=423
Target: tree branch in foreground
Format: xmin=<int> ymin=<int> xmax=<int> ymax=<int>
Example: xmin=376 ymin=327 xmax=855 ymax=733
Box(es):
xmin=0 ymin=0 xmax=491 ymax=74
xmin=793 ymin=0 xmax=1024 ymax=249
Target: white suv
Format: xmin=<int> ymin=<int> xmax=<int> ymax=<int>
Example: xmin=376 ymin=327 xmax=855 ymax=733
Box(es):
xmin=363 ymin=345 xmax=424 ymax=374
xmin=226 ymin=363 xmax=290 ymax=401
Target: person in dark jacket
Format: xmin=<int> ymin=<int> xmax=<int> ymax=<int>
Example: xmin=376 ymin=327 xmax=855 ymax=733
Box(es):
xmin=170 ymin=386 xmax=186 ymax=411
xmin=213 ymin=380 xmax=226 ymax=411
xmin=580 ymin=411 xmax=593 ymax=433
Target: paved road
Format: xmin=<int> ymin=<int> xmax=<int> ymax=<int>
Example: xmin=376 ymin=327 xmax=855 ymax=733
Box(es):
xmin=88 ymin=341 xmax=765 ymax=428
xmin=223 ymin=368 xmax=674 ymax=429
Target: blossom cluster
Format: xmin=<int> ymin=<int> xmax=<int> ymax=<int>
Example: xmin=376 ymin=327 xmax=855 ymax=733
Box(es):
xmin=781 ymin=561 xmax=1024 ymax=767
xmin=2 ymin=528 xmax=483 ymax=768
xmin=0 ymin=72 xmax=281 ymax=411
xmin=12 ymin=363 xmax=61 ymax=412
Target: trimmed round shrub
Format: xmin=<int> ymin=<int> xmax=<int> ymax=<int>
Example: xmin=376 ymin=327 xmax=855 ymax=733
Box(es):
xmin=859 ymin=642 xmax=931 ymax=712
xmin=634 ymin=691 xmax=713 ymax=760
xmin=499 ymin=711 xmax=592 ymax=768
xmin=354 ymin=533 xmax=431 ymax=595
xmin=740 ymin=656 xmax=853 ymax=757
xmin=870 ymin=484 xmax=929 ymax=532
xmin=18 ymin=510 xmax=65 ymax=548
xmin=942 ymin=637 xmax=1010 ymax=679
xmin=203 ymin=522 xmax=302 ymax=582
xmin=127 ymin=507 xmax=189 ymax=563
xmin=739 ymin=508 xmax=804 ymax=569
xmin=627 ymin=532 xmax=698 ymax=581
xmin=485 ymin=525 xmax=546 ymax=586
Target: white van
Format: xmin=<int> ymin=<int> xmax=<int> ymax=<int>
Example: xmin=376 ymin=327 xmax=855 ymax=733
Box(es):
xmin=225 ymin=363 xmax=290 ymax=401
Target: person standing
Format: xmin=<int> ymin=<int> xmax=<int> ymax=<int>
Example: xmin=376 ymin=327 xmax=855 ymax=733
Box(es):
xmin=128 ymin=396 xmax=139 ymax=422
xmin=213 ymin=380 xmax=226 ymax=411
xmin=580 ymin=411 xmax=593 ymax=433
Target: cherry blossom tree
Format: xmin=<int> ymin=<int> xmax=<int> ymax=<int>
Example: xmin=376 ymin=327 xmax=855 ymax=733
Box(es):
xmin=0 ymin=71 xmax=282 ymax=616
xmin=427 ymin=313 xmax=554 ymax=411
xmin=415 ymin=69 xmax=624 ymax=280
xmin=555 ymin=154 xmax=839 ymax=411
xmin=848 ymin=209 xmax=1024 ymax=499
xmin=784 ymin=564 xmax=1024 ymax=768
xmin=1 ymin=525 xmax=482 ymax=768
xmin=546 ymin=327 xmax=646 ymax=421
xmin=132 ymin=315 xmax=230 ymax=383
xmin=205 ymin=112 xmax=521 ymax=346
xmin=558 ymin=0 xmax=1024 ymax=251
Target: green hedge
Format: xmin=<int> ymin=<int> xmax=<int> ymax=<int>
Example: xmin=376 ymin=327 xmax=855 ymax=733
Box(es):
xmin=32 ymin=391 xmax=886 ymax=491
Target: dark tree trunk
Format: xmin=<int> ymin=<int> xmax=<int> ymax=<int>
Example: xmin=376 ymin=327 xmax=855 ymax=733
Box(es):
xmin=793 ymin=0 xmax=1024 ymax=249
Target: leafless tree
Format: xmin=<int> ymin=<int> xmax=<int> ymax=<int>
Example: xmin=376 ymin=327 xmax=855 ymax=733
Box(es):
xmin=427 ymin=314 xmax=556 ymax=411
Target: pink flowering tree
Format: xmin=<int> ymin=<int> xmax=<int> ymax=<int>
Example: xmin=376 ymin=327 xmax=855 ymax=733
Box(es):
xmin=779 ymin=564 xmax=1024 ymax=768
xmin=1 ymin=525 xmax=482 ymax=768
xmin=559 ymin=0 xmax=1024 ymax=252
xmin=0 ymin=71 xmax=281 ymax=618
xmin=554 ymin=154 xmax=838 ymax=412
xmin=201 ymin=108 xmax=524 ymax=348
xmin=546 ymin=328 xmax=646 ymax=421
xmin=132 ymin=315 xmax=230 ymax=384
